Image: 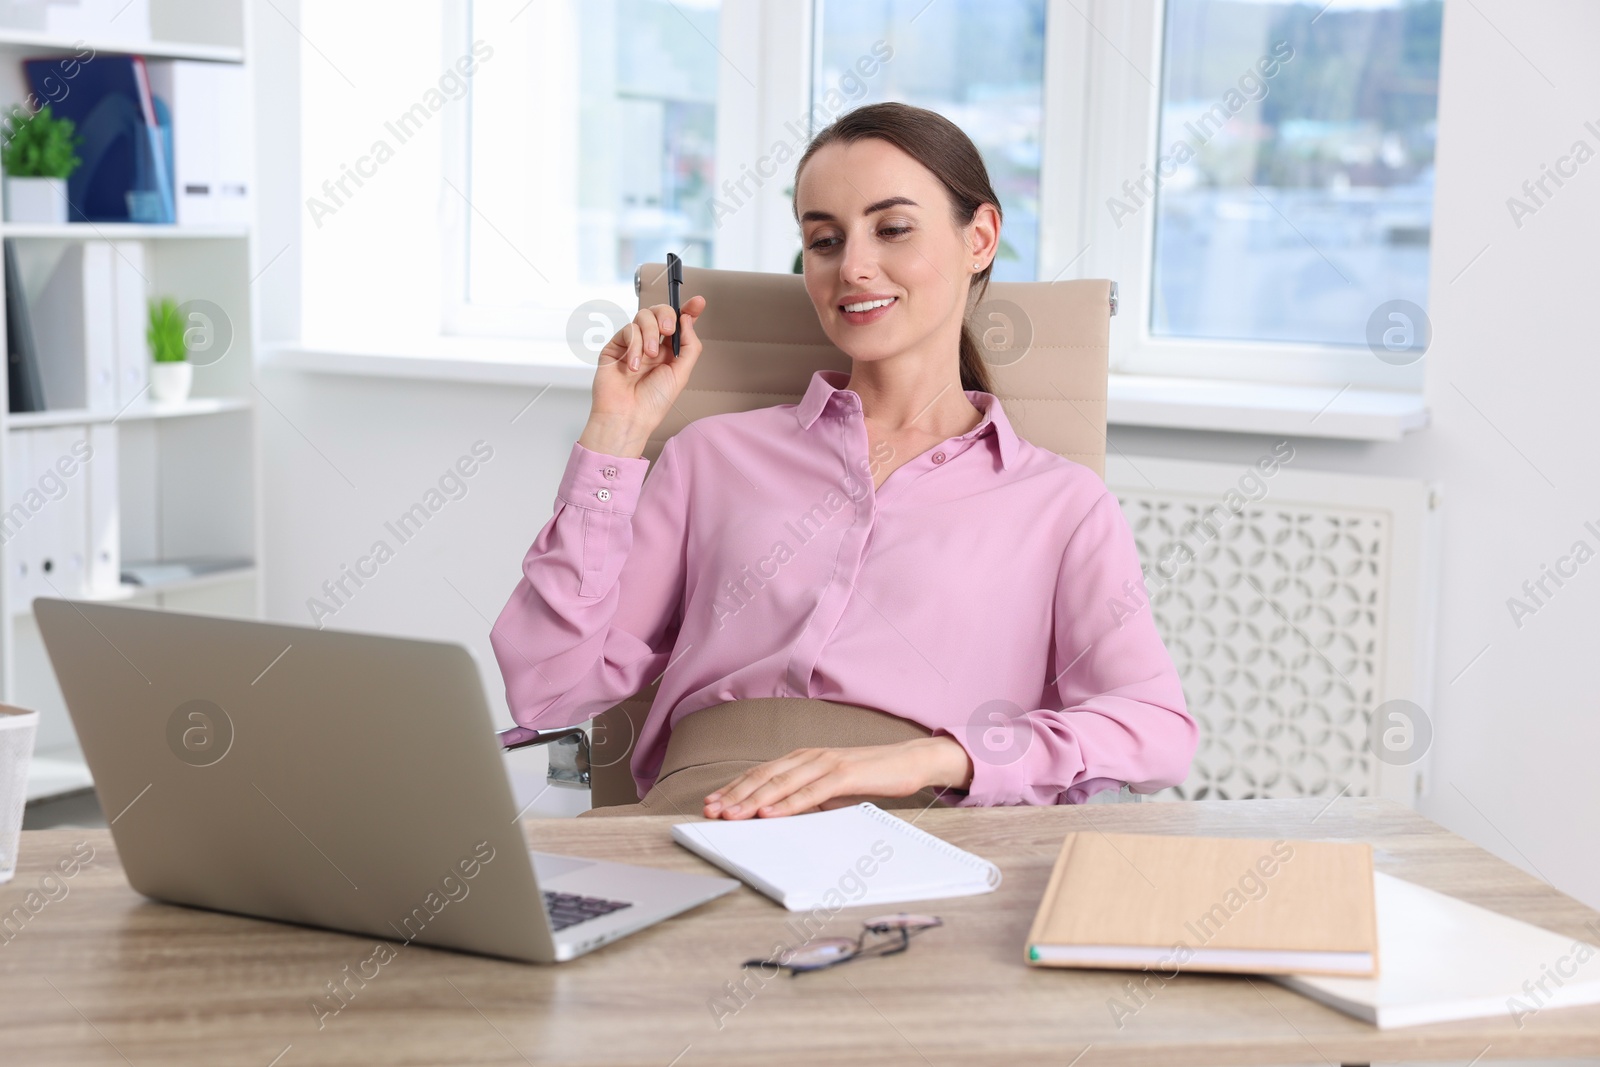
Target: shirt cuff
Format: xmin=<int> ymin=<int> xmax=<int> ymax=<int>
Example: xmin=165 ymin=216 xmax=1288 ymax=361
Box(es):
xmin=933 ymin=720 xmax=1084 ymax=807
xmin=557 ymin=442 xmax=650 ymax=515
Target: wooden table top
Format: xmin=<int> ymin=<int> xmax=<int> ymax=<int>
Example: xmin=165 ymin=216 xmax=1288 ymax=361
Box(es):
xmin=3 ymin=797 xmax=1599 ymax=1066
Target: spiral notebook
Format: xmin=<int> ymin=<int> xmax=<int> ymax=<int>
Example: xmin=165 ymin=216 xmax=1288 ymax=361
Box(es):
xmin=671 ymin=803 xmax=1002 ymax=911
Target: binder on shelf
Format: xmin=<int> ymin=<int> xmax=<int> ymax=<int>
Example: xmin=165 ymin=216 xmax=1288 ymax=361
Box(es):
xmin=129 ymin=56 xmax=176 ymax=226
xmin=34 ymin=427 xmax=88 ymax=598
xmin=212 ymin=64 xmax=251 ymax=225
xmin=145 ymin=61 xmax=227 ymax=226
xmin=4 ymin=422 xmax=118 ymax=607
xmin=23 ymin=53 xmax=175 ymax=224
xmin=85 ymin=424 xmax=118 ymax=596
xmin=110 ymin=241 xmax=148 ymax=406
xmin=29 ymin=241 xmax=116 ymax=412
xmin=15 ymin=428 xmax=57 ymax=606
xmin=4 ymin=239 xmax=46 ymax=414
xmin=3 ymin=430 xmax=34 ymax=613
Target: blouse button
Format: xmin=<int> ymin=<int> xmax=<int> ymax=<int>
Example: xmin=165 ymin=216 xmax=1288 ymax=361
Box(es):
xmin=932 ymin=451 xmax=947 ymax=464
xmin=602 ymin=466 xmax=618 ymax=479
xmin=596 ymin=488 xmax=611 ymax=502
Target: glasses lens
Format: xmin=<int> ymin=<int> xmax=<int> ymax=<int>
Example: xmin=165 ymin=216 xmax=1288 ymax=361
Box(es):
xmin=782 ymin=938 xmax=859 ymax=971
xmin=863 ymin=913 xmax=942 ymax=934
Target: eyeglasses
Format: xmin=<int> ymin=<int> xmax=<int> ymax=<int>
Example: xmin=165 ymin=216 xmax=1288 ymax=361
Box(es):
xmin=745 ymin=914 xmax=943 ymax=975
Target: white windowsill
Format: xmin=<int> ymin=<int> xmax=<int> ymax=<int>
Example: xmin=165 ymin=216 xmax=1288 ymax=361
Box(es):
xmin=266 ymin=339 xmax=599 ymax=390
xmin=264 ymin=342 xmax=1429 ymax=442
xmin=1106 ymin=373 xmax=1428 ymax=441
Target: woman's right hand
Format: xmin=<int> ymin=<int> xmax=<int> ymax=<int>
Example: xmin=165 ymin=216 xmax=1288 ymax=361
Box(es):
xmin=579 ymin=295 xmax=707 ymax=458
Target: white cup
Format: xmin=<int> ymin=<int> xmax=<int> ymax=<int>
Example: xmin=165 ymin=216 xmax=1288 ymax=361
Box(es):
xmin=0 ymin=704 xmax=39 ymax=884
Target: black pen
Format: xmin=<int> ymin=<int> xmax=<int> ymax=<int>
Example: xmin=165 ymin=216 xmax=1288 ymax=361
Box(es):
xmin=667 ymin=252 xmax=683 ymax=358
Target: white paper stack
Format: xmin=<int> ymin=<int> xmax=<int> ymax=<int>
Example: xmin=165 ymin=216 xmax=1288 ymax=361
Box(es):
xmin=1275 ymin=871 xmax=1600 ymax=1028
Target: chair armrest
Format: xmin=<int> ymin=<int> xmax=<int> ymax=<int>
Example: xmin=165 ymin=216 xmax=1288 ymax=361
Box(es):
xmin=498 ymin=725 xmax=584 ymax=751
xmin=497 ymin=726 xmax=592 ymax=789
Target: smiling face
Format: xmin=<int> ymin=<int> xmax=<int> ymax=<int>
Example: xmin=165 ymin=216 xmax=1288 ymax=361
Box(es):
xmin=795 ymin=138 xmax=998 ymax=367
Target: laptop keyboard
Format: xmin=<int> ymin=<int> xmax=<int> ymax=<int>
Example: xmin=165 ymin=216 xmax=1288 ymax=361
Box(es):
xmin=543 ymin=891 xmax=633 ymax=932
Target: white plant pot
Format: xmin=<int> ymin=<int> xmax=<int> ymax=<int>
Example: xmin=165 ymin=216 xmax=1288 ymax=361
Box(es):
xmin=149 ymin=361 xmax=193 ymax=404
xmin=4 ymin=176 xmax=68 ymax=224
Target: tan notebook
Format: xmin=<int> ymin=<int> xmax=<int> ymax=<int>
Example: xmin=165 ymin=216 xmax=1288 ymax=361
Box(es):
xmin=1025 ymin=832 xmax=1378 ymax=977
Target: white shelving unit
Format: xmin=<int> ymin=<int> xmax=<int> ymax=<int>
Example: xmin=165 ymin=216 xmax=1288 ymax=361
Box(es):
xmin=0 ymin=222 xmax=249 ymax=239
xmin=0 ymin=28 xmax=243 ymax=64
xmin=0 ymin=1 xmax=259 ymax=806
xmin=8 ymin=394 xmax=253 ymax=428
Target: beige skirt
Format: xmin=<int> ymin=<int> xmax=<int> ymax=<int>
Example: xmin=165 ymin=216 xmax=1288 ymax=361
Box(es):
xmin=577 ymin=696 xmax=958 ymax=818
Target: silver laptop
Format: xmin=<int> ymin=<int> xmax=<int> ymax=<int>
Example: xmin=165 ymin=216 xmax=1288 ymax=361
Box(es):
xmin=33 ymin=598 xmax=737 ymax=963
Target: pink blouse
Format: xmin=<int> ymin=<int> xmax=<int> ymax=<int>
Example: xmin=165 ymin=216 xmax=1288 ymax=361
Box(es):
xmin=492 ymin=368 xmax=1196 ymax=806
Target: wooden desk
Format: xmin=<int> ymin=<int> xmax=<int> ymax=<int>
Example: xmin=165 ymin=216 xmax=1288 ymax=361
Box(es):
xmin=3 ymin=798 xmax=1599 ymax=1066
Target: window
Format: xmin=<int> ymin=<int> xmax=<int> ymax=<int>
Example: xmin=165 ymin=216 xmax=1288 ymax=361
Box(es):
xmin=1149 ymin=0 xmax=1441 ymax=346
xmin=1067 ymin=0 xmax=1444 ymax=389
xmin=448 ymin=0 xmax=725 ymax=336
xmin=436 ymin=0 xmax=1444 ymax=392
xmin=448 ymin=0 xmax=1046 ymax=337
xmin=812 ymin=0 xmax=1048 ymax=281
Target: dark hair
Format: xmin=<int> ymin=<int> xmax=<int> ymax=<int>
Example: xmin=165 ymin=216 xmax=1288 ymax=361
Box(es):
xmin=792 ymin=101 xmax=1001 ymax=396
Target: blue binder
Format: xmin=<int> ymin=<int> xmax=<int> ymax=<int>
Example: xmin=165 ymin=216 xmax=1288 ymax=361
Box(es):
xmin=23 ymin=54 xmax=175 ymax=224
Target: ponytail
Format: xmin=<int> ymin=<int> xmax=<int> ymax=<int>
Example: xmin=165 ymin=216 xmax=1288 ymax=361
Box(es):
xmin=959 ymin=274 xmax=996 ymax=395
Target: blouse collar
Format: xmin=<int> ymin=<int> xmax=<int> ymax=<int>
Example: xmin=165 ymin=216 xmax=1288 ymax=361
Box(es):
xmin=794 ymin=368 xmax=1018 ymax=471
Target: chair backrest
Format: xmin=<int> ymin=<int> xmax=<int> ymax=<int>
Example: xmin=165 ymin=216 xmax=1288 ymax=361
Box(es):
xmin=586 ymin=265 xmax=1116 ymax=808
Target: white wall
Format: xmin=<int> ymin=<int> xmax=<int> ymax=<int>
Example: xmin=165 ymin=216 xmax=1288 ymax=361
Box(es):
xmin=255 ymin=364 xmax=594 ymax=817
xmin=255 ymin=2 xmax=1600 ymax=903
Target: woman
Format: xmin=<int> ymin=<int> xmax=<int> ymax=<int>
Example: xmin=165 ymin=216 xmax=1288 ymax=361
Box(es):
xmin=492 ymin=102 xmax=1195 ymax=819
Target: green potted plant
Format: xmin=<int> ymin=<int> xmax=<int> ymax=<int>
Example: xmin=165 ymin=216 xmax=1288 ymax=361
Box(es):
xmin=0 ymin=104 xmax=82 ymax=224
xmin=147 ymin=297 xmax=191 ymax=403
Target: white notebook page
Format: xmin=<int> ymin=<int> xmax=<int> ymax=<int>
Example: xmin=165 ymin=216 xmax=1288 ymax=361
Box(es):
xmin=672 ymin=803 xmax=1001 ymax=911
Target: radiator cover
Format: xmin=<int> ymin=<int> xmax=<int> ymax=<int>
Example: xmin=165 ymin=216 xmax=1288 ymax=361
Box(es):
xmin=1106 ymin=453 xmax=1441 ymax=805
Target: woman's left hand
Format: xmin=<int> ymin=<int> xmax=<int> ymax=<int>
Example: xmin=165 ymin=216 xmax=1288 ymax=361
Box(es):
xmin=703 ymin=737 xmax=974 ymax=819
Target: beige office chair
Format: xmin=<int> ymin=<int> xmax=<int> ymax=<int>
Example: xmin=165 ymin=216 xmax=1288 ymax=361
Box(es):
xmin=505 ymin=264 xmax=1117 ymax=809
